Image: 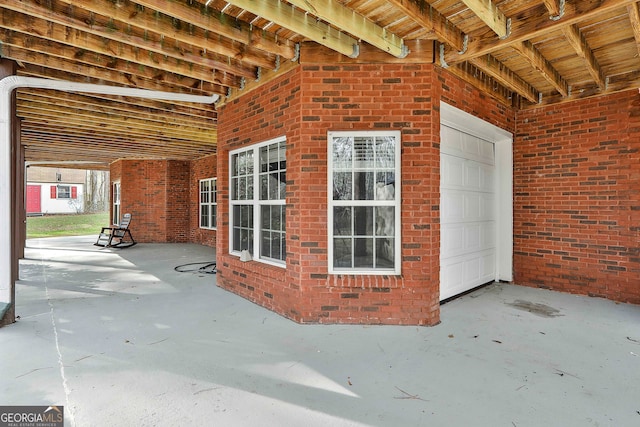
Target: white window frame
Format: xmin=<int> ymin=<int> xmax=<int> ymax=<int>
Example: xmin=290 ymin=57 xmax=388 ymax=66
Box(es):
xmin=328 ymin=130 xmax=401 ymax=275
xmin=229 ymin=136 xmax=286 ymax=267
xmin=112 ymin=181 xmax=121 ymax=226
xmin=55 ymin=185 xmax=71 ymax=199
xmin=199 ymin=178 xmax=217 ymax=230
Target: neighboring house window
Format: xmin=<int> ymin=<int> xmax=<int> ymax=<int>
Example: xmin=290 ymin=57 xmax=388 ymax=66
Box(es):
xmin=112 ymin=182 xmax=121 ymax=225
xmin=328 ymin=131 xmax=401 ymax=274
xmin=230 ymin=137 xmax=286 ymax=265
xmin=50 ymin=185 xmax=77 ymax=199
xmin=199 ymin=178 xmax=217 ymax=229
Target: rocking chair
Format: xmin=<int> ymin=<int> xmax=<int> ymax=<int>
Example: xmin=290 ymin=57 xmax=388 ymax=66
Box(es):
xmin=94 ymin=213 xmax=136 ymax=248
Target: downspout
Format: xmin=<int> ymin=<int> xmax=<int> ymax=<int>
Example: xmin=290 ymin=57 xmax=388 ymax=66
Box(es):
xmin=0 ymin=76 xmax=219 ymax=320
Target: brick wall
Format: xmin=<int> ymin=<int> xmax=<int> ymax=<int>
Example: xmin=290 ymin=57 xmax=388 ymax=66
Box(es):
xmin=215 ymin=63 xmax=515 ymax=325
xmin=514 ymin=91 xmax=640 ymax=304
xmin=191 ymin=153 xmax=217 ymax=247
xmin=111 ymin=159 xmax=190 ymax=243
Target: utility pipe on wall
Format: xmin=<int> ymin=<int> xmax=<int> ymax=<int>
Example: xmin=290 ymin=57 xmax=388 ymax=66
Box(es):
xmin=0 ymin=75 xmax=219 ymax=316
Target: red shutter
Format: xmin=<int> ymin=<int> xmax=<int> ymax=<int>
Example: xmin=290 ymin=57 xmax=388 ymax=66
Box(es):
xmin=71 ymin=186 xmax=78 ymax=199
xmin=50 ymin=186 xmax=57 ymax=199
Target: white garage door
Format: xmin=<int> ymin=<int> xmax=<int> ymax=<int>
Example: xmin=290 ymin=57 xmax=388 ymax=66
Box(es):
xmin=440 ymin=124 xmax=496 ymax=301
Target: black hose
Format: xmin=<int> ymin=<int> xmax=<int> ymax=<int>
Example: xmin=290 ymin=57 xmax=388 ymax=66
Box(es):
xmin=174 ymin=261 xmax=217 ymax=274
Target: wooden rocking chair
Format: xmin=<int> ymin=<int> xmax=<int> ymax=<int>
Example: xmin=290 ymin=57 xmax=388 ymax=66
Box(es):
xmin=94 ymin=213 xmax=136 ymax=248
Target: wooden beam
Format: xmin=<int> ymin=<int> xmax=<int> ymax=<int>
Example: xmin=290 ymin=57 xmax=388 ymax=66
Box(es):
xmin=1 ymin=1 xmax=258 ymax=79
xmin=0 ymin=38 xmax=228 ymax=95
xmin=131 ymin=0 xmax=295 ymax=59
xmin=18 ymin=102 xmax=214 ymax=142
xmin=59 ymin=0 xmax=280 ymax=68
xmin=523 ymin=69 xmax=640 ymax=108
xmin=628 ymin=3 xmax=640 ymax=57
xmin=286 ymin=0 xmax=408 ymax=58
xmin=511 ymin=41 xmax=569 ymax=97
xmin=223 ymin=0 xmax=359 ymax=58
xmin=562 ymin=24 xmax=606 ymax=90
xmin=444 ymin=0 xmax=638 ymax=64
xmin=386 ymin=0 xmax=467 ymax=52
xmin=17 ymin=92 xmax=215 ymax=128
xmin=468 ymin=55 xmax=538 ymax=103
xmin=543 ymin=0 xmax=565 ymax=19
xmin=460 ymin=0 xmax=509 ymax=38
xmin=437 ymin=60 xmax=515 ymax=106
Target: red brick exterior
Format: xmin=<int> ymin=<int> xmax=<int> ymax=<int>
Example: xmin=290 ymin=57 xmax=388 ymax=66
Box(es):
xmin=514 ymin=91 xmax=640 ymax=304
xmin=110 ymin=159 xmax=190 ymax=243
xmin=110 ymin=63 xmax=639 ymax=325
xmin=190 ymin=153 xmax=217 ymax=247
xmin=214 ymin=63 xmax=515 ymax=325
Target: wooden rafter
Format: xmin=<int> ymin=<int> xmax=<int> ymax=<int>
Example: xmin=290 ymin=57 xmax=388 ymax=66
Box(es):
xmin=543 ymin=0 xmax=565 ymax=19
xmin=286 ymin=0 xmax=408 ymax=58
xmin=469 ymin=55 xmax=538 ymax=103
xmin=57 ymin=0 xmax=280 ymax=69
xmin=444 ymin=0 xmax=638 ymax=64
xmin=223 ymin=0 xmax=359 ymax=57
xmin=628 ymin=3 xmax=640 ymax=57
xmin=386 ymin=0 xmax=467 ymax=52
xmin=460 ymin=0 xmax=509 ymax=38
xmin=562 ymin=24 xmax=607 ymax=90
xmin=511 ymin=41 xmax=569 ymax=97
xmin=0 ymin=39 xmax=227 ymax=95
xmin=1 ymin=1 xmax=258 ymax=79
xmin=132 ymin=0 xmax=295 ymax=59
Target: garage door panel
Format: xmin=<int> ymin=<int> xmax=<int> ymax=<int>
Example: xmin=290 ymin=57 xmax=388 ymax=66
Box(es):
xmin=441 ymin=222 xmax=496 ymax=259
xmin=441 ymin=126 xmax=495 ymax=165
xmin=440 ymin=249 xmax=496 ymax=300
xmin=441 ymin=124 xmax=497 ymax=301
xmin=441 ymin=190 xmax=495 ymax=224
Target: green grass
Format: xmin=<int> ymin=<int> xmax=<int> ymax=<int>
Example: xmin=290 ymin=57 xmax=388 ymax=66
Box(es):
xmin=27 ymin=212 xmax=111 ymax=238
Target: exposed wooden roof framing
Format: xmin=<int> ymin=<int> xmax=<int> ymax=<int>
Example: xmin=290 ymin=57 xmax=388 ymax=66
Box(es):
xmin=1 ymin=0 xmax=639 ymax=169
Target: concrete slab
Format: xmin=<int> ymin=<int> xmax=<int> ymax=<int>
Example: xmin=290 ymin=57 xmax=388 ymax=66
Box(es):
xmin=2 ymin=235 xmax=639 ymax=426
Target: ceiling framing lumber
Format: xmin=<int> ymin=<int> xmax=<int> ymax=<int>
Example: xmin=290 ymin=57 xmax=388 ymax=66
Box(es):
xmin=460 ymin=0 xmax=509 ymax=38
xmin=1 ymin=1 xmax=258 ymax=79
xmin=1 ymin=0 xmax=639 ymax=167
xmin=132 ymin=0 xmax=296 ymax=59
xmin=468 ymin=55 xmax=538 ymax=103
xmin=286 ymin=0 xmax=408 ymax=58
xmin=562 ymin=24 xmax=607 ymax=90
xmin=543 ymin=0 xmax=565 ymax=19
xmin=223 ymin=0 xmax=360 ymax=57
xmin=511 ymin=41 xmax=569 ymax=97
xmin=386 ymin=0 xmax=466 ymax=52
xmin=628 ymin=3 xmax=640 ymax=57
xmin=443 ymin=0 xmax=638 ymax=65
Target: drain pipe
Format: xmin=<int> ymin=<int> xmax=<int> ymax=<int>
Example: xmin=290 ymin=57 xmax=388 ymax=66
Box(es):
xmin=0 ymin=75 xmax=219 ymax=318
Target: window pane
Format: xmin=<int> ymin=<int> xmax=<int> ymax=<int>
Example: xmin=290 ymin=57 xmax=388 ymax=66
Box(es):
xmin=279 ymin=171 xmax=286 ymax=199
xmin=354 ymin=137 xmax=374 ymax=168
xmin=376 ymin=136 xmax=396 ymax=168
xmin=376 ymin=237 xmax=394 ymax=267
xmin=333 ymin=238 xmax=352 ymax=268
xmin=201 ymin=205 xmax=209 ymax=228
xmin=333 ymin=207 xmax=352 ymax=236
xmin=211 ymin=205 xmax=217 ymax=226
xmin=333 ymin=172 xmax=352 ymax=200
xmin=354 ymin=172 xmax=374 ymax=200
xmin=354 ymin=206 xmax=373 ymax=236
xmin=332 ymin=137 xmax=352 ymax=169
xmin=375 ymin=206 xmax=394 ymax=236
xmin=261 ymin=231 xmax=272 ymax=259
xmin=354 ymin=238 xmax=373 ymax=268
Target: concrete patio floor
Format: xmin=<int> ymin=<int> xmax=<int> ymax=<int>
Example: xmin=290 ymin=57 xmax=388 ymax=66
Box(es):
xmin=1 ymin=235 xmax=639 ymax=427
